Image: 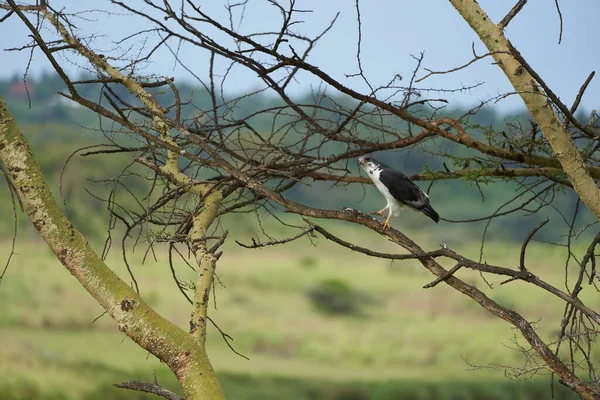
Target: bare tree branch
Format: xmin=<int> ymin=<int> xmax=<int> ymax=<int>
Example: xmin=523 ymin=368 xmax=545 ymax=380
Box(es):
xmin=519 ymin=218 xmax=549 ymax=272
xmin=498 ymin=0 xmax=527 ymax=30
xmin=115 ymin=376 xmax=183 ymax=400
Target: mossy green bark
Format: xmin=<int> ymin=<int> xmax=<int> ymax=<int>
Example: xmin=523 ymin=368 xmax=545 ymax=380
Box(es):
xmin=0 ymin=96 xmax=226 ymax=399
xmin=42 ymin=5 xmax=225 ymax=391
xmin=189 ymin=190 xmax=223 ymax=347
xmin=153 ymin=161 xmax=223 ymax=347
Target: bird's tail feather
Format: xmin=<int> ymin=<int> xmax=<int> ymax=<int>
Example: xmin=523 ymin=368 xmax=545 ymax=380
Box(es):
xmin=421 ymin=205 xmax=440 ymax=223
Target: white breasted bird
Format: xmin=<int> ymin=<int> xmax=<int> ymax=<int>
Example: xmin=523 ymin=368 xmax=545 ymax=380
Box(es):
xmin=359 ymin=156 xmax=440 ymax=230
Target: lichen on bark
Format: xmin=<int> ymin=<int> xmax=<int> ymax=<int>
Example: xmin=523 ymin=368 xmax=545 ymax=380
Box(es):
xmin=449 ymin=0 xmax=600 ymax=222
xmin=0 ymin=95 xmax=226 ymax=400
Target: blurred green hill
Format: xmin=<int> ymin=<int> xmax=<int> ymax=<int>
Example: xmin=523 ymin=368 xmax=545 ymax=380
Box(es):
xmin=0 ymin=215 xmax=588 ymax=400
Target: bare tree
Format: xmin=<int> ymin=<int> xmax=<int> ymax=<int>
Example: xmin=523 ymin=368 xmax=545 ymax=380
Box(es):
xmin=1 ymin=1 xmax=599 ymax=399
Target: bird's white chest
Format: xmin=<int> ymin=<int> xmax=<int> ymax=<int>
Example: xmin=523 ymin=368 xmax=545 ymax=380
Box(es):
xmin=370 ymin=168 xmax=403 ymax=216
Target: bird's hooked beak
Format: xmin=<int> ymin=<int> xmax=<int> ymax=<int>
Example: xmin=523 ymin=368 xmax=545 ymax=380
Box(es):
xmin=358 ymin=157 xmax=366 ymax=165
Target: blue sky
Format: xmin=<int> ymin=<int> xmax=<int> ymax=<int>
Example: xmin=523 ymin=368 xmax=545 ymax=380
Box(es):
xmin=1 ymin=0 xmax=598 ymax=113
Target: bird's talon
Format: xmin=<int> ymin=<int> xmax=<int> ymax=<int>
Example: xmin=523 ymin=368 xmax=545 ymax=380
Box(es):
xmin=374 ymin=208 xmax=387 ymax=217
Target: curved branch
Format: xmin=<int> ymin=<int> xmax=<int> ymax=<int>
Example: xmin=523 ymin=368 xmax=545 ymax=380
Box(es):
xmin=520 ymin=218 xmax=549 ymax=272
xmin=0 ymin=96 xmax=225 ymax=400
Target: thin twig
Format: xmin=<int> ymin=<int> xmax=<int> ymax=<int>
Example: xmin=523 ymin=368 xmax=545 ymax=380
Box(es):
xmin=310 ymin=223 xmax=445 ymax=261
xmin=554 ymin=0 xmax=563 ymax=44
xmin=236 ymin=226 xmax=315 ymax=248
xmin=0 ymin=163 xmax=20 ymax=284
xmin=565 ymin=71 xmax=595 ymax=130
xmin=519 ymin=219 xmax=549 ymax=272
xmin=423 ymin=263 xmax=464 ymax=288
xmin=417 ymin=44 xmax=496 ymax=83
xmin=114 ymin=379 xmax=183 ymax=400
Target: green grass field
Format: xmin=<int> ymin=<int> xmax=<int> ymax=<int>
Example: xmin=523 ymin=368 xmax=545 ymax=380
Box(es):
xmin=0 ymin=218 xmax=593 ymax=399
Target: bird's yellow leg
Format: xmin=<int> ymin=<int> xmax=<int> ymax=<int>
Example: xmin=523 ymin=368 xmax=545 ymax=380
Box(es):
xmin=375 ymin=207 xmax=387 ymax=217
xmin=382 ymin=211 xmax=392 ymax=230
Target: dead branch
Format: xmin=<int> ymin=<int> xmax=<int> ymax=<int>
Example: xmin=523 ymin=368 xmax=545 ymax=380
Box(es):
xmin=236 ymin=225 xmax=315 ymax=248
xmin=498 ymin=0 xmax=527 ymax=30
xmin=114 ymin=375 xmax=183 ymax=400
xmin=519 ymin=218 xmax=549 ymax=272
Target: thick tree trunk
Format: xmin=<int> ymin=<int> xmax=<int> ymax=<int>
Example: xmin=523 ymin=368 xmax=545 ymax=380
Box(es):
xmin=450 ymin=0 xmax=600 ymax=222
xmin=0 ymin=96 xmax=226 ymax=400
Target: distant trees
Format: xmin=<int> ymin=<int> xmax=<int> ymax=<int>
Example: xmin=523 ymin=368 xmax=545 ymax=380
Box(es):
xmin=1 ymin=1 xmax=599 ymax=399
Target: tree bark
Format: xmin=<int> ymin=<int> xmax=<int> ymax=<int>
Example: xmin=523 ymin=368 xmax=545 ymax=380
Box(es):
xmin=449 ymin=0 xmax=600 ymax=222
xmin=0 ymin=96 xmax=226 ymax=400
xmin=189 ymin=190 xmax=223 ymax=347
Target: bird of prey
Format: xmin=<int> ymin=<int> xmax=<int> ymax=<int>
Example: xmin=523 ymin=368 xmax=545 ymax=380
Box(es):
xmin=359 ymin=157 xmax=439 ymax=229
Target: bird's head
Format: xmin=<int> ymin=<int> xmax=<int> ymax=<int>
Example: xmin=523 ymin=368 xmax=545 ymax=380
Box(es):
xmin=358 ymin=157 xmax=378 ymax=173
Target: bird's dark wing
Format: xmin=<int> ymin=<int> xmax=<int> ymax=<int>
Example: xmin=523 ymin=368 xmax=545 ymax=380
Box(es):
xmin=379 ymin=168 xmax=440 ymax=223
xmin=378 ymin=169 xmax=428 ymax=209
